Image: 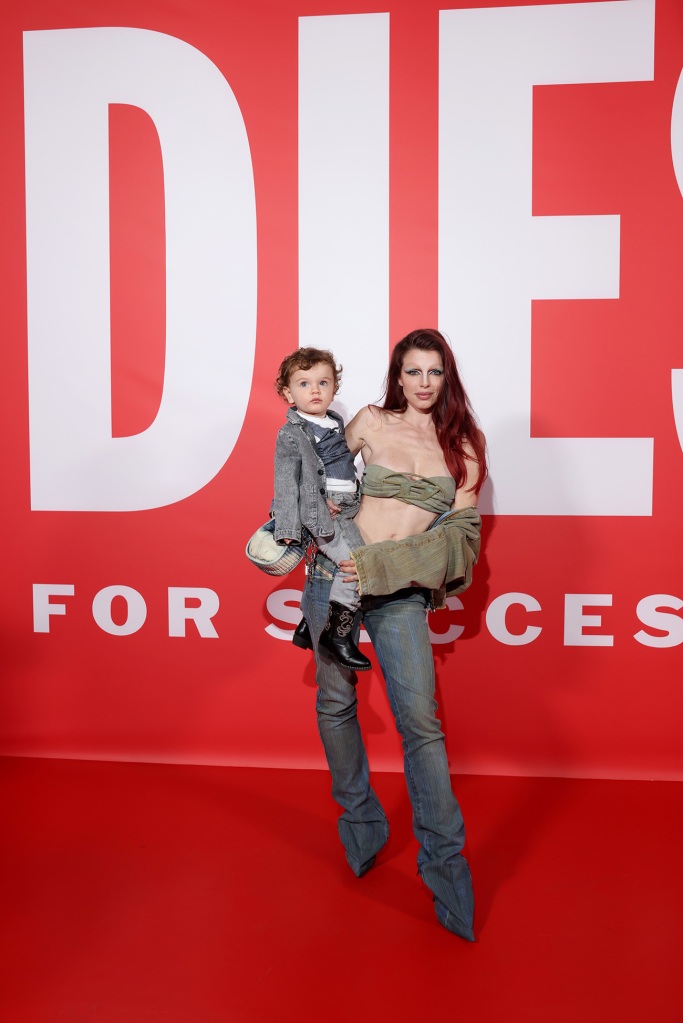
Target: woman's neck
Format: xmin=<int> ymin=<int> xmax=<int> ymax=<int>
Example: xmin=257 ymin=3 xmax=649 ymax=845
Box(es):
xmin=399 ymin=405 xmax=437 ymax=430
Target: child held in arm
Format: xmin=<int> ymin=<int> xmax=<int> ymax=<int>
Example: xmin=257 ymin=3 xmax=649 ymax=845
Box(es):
xmin=272 ymin=348 xmax=371 ymax=673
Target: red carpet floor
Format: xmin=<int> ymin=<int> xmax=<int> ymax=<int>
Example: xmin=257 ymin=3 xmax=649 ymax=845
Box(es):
xmin=0 ymin=757 xmax=681 ymax=1022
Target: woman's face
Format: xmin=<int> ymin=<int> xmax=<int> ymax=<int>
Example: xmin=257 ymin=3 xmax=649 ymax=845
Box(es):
xmin=398 ymin=349 xmax=445 ymax=412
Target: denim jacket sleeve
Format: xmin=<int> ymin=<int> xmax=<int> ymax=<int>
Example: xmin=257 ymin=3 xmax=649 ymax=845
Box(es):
xmin=272 ymin=415 xmax=337 ymax=543
xmin=272 ymin=427 xmax=304 ymax=543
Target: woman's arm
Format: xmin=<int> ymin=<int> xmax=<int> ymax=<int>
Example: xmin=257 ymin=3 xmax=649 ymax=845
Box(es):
xmin=344 ymin=404 xmax=382 ymax=457
xmin=453 ymin=438 xmax=484 ymax=510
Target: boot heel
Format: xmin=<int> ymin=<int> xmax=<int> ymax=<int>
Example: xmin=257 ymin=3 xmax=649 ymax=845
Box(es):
xmin=292 ymin=617 xmax=313 ymax=650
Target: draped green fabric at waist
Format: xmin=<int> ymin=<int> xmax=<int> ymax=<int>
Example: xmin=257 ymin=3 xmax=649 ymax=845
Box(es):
xmin=360 ymin=464 xmax=455 ymax=515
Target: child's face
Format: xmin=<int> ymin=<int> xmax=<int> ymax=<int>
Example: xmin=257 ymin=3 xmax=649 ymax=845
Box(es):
xmin=283 ymin=362 xmax=336 ymax=417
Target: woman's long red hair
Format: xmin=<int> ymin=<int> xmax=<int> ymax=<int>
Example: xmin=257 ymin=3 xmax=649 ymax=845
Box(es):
xmin=382 ymin=328 xmax=488 ymax=494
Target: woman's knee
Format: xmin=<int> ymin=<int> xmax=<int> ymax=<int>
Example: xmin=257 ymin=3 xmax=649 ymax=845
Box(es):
xmin=396 ymin=698 xmax=445 ymax=749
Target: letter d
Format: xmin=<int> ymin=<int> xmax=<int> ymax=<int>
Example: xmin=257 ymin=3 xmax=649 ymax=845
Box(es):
xmin=24 ymin=28 xmax=256 ymax=510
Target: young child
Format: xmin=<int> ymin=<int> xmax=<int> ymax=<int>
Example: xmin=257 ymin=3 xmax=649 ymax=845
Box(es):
xmin=272 ymin=347 xmax=371 ymax=673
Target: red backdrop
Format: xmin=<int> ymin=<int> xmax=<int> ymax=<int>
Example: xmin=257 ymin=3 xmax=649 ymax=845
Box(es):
xmin=1 ymin=0 xmax=682 ymax=780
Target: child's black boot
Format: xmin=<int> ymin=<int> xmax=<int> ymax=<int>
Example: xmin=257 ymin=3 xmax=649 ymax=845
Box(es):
xmin=319 ymin=602 xmax=372 ymax=672
xmin=292 ymin=617 xmax=313 ymax=650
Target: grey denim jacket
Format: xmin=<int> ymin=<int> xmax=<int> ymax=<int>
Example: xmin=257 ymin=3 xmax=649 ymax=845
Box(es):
xmin=271 ymin=407 xmax=344 ymax=543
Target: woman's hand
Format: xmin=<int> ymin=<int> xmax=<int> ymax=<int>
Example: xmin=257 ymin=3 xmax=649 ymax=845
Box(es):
xmin=338 ymin=558 xmax=359 ymax=583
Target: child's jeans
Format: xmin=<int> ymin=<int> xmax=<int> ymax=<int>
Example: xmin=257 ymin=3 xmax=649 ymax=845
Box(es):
xmin=317 ymin=489 xmax=363 ymax=608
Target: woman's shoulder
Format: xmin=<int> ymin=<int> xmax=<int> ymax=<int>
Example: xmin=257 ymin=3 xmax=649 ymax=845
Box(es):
xmin=347 ymin=404 xmax=387 ymax=431
xmin=362 ymin=404 xmax=405 ymax=428
xmin=345 ymin=404 xmax=392 ymax=455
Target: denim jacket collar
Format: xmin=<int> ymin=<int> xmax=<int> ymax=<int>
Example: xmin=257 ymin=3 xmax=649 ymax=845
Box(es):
xmin=285 ymin=406 xmax=345 ymax=430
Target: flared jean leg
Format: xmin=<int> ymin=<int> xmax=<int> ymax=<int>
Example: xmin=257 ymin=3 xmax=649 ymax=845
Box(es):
xmin=301 ymin=561 xmax=389 ymax=877
xmin=363 ymin=590 xmax=475 ymax=940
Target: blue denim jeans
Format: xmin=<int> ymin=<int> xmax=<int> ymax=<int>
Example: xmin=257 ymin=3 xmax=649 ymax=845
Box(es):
xmin=301 ymin=555 xmax=475 ymax=940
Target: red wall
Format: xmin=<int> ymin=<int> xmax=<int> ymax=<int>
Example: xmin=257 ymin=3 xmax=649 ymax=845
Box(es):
xmin=2 ymin=0 xmax=682 ymax=779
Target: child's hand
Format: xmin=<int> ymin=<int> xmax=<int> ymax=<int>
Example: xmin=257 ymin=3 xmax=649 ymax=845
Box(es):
xmin=326 ymin=498 xmax=341 ymax=519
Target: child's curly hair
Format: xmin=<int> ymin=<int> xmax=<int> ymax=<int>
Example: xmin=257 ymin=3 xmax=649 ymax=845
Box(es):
xmin=275 ymin=347 xmax=342 ymax=399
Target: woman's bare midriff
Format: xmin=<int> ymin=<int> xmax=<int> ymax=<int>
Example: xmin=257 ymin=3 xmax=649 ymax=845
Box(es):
xmin=353 ymin=493 xmax=438 ymax=544
xmin=346 ymin=408 xmax=457 ymax=544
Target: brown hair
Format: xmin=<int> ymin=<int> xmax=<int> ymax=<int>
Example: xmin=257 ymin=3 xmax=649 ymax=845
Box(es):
xmin=275 ymin=347 xmax=342 ymax=400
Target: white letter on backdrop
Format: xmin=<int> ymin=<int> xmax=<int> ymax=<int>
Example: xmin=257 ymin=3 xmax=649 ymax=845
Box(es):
xmin=634 ymin=594 xmax=683 ymax=648
xmin=428 ymin=596 xmax=465 ymax=644
xmin=564 ymin=594 xmax=613 ymax=646
xmin=92 ymin=586 xmax=147 ymax=636
xmin=168 ymin=587 xmax=220 ymax=638
xmin=33 ymin=584 xmax=75 ymax=632
xmin=672 ymin=369 xmax=683 ymax=457
xmin=439 ymin=0 xmax=655 ymax=514
xmin=299 ymin=14 xmax=389 ymax=420
xmin=266 ymin=588 xmax=307 ymax=642
xmin=671 ymin=70 xmax=683 ymax=457
xmin=24 ymin=28 xmax=256 ymax=510
xmin=486 ymin=593 xmax=542 ymax=646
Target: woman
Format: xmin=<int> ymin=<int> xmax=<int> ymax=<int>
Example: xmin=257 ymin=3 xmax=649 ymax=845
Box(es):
xmin=300 ymin=328 xmax=487 ymax=941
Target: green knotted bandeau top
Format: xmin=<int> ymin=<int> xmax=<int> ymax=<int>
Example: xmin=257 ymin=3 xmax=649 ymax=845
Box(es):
xmin=360 ymin=464 xmax=455 ymax=515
